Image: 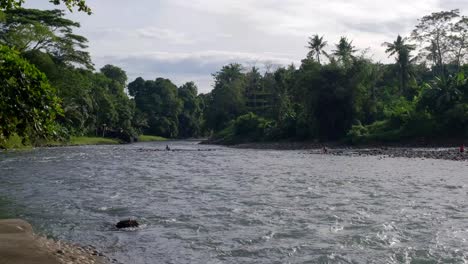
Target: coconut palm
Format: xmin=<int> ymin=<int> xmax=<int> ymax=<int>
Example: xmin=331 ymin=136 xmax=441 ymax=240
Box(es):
xmin=383 ymin=35 xmax=416 ymax=95
xmin=307 ymin=34 xmax=328 ymax=64
xmin=420 ymin=73 xmax=465 ymax=113
xmin=332 ymin=37 xmax=357 ymax=66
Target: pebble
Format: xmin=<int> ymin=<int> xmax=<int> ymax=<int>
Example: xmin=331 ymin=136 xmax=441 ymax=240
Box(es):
xmin=36 ymin=235 xmax=111 ymax=264
xmin=326 ymin=148 xmax=467 ymax=161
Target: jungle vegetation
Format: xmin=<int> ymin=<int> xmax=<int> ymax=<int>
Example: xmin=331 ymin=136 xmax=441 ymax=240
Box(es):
xmin=0 ymin=2 xmax=467 ymax=148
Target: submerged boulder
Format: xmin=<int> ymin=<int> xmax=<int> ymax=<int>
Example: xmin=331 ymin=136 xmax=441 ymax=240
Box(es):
xmin=116 ymin=220 xmax=139 ymax=229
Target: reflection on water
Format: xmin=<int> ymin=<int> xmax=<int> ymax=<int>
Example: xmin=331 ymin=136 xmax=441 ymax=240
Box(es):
xmin=1 ymin=141 xmax=468 ymax=263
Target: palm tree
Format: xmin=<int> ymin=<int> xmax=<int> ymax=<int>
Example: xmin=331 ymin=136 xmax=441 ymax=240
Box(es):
xmin=383 ymin=35 xmax=416 ymax=95
xmin=307 ymin=35 xmax=328 ymax=64
xmin=421 ymin=73 xmax=464 ymax=113
xmin=332 ymin=37 xmax=357 ymax=66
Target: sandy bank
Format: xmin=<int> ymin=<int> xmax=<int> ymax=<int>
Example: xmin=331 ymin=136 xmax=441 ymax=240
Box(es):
xmin=0 ymin=219 xmax=108 ymax=264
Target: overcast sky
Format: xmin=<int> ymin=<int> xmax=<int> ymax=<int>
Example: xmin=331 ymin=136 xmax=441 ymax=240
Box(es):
xmin=28 ymin=0 xmax=468 ymax=93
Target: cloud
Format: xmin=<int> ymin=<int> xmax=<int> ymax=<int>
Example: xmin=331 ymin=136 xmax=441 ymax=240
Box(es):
xmin=25 ymin=0 xmax=468 ymax=93
xmin=136 ymin=27 xmax=195 ymax=45
xmin=102 ymin=50 xmax=295 ymax=73
xmin=94 ymin=50 xmax=298 ymax=93
xmin=171 ymin=0 xmax=438 ymax=37
xmin=438 ymin=0 xmax=468 ymax=10
xmin=342 ymin=18 xmax=417 ymax=37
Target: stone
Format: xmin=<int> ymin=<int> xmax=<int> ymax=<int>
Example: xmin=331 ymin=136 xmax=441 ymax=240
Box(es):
xmin=115 ymin=220 xmax=139 ymax=229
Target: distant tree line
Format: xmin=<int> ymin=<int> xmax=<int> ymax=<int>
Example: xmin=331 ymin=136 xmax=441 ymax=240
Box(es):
xmin=1 ymin=5 xmax=467 ymax=148
xmin=203 ymin=9 xmax=468 ymax=144
xmin=0 ymin=3 xmax=206 ymax=147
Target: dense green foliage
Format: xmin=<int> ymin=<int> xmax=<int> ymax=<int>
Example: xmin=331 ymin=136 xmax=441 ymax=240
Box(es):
xmin=204 ymin=10 xmax=468 ymax=144
xmin=1 ymin=5 xmax=467 ymax=148
xmin=0 ymin=8 xmax=93 ymax=69
xmin=0 ymin=0 xmax=91 ymax=14
xmin=128 ymin=78 xmax=203 ymax=138
xmin=0 ymin=45 xmax=61 ymax=146
xmin=137 ymin=135 xmax=167 ymax=142
xmin=0 ymin=6 xmax=205 ymax=148
xmin=0 ymin=7 xmax=139 ymax=147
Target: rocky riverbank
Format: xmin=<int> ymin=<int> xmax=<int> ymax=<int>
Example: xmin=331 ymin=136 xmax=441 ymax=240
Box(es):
xmin=230 ymin=142 xmax=467 ymax=161
xmin=318 ymin=147 xmax=467 ymax=161
xmin=0 ymin=219 xmax=110 ymax=264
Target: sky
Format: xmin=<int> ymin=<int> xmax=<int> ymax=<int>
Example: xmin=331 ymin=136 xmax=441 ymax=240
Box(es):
xmin=27 ymin=0 xmax=468 ymax=94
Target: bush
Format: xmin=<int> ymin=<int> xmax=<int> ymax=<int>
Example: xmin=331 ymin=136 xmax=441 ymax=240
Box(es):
xmin=442 ymin=103 xmax=468 ymax=137
xmin=347 ymin=124 xmax=369 ymax=144
xmin=0 ymin=45 xmax=62 ymax=147
xmin=233 ymin=113 xmax=269 ymax=140
xmin=212 ymin=113 xmax=273 ymax=144
xmin=400 ymin=110 xmax=438 ymax=137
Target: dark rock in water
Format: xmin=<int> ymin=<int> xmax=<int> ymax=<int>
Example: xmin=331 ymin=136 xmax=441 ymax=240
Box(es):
xmin=116 ymin=219 xmax=139 ymax=229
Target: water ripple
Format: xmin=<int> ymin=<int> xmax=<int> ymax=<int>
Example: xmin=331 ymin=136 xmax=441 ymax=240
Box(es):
xmin=0 ymin=141 xmax=467 ymax=263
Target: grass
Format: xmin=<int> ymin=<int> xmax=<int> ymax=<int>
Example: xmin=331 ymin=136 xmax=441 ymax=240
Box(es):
xmin=69 ymin=136 xmax=120 ymax=146
xmin=0 ymin=134 xmax=31 ymax=150
xmin=1 ymin=134 xmax=164 ymax=150
xmin=35 ymin=136 xmax=120 ymax=147
xmin=0 ymin=196 xmax=14 ymax=219
xmin=138 ymin=135 xmax=167 ymax=142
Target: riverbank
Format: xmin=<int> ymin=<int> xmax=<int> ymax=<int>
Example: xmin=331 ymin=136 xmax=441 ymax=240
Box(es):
xmin=230 ymin=142 xmax=468 ymax=161
xmin=0 ymin=219 xmax=109 ymax=264
xmin=1 ymin=135 xmax=168 ymax=150
xmin=0 ymin=135 xmax=120 ymax=149
xmin=137 ymin=135 xmax=168 ymax=142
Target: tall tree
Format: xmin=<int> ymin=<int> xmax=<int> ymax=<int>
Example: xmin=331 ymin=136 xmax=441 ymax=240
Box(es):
xmin=128 ymin=77 xmax=182 ymax=138
xmin=244 ymin=67 xmax=263 ymax=114
xmin=333 ymin=37 xmax=357 ymax=67
xmin=178 ymin=82 xmax=202 ymax=138
xmin=205 ymin=63 xmax=246 ymax=131
xmin=383 ymin=35 xmax=416 ymax=95
xmin=307 ymin=34 xmax=328 ymax=64
xmin=0 ymin=8 xmax=93 ymax=69
xmin=100 ymin=64 xmax=127 ymax=87
xmin=450 ymin=16 xmax=468 ymax=71
xmin=100 ymin=64 xmax=127 ymax=95
xmin=0 ymin=0 xmax=91 ymax=14
xmin=412 ymin=9 xmax=460 ymax=78
xmin=0 ymin=45 xmax=62 ymax=145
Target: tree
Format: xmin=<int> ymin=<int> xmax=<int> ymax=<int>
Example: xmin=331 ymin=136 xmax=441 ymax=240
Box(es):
xmin=0 ymin=0 xmax=91 ymax=14
xmin=100 ymin=64 xmax=127 ymax=87
xmin=295 ymin=59 xmax=356 ymax=140
xmin=0 ymin=45 xmax=62 ymax=145
xmin=412 ymin=9 xmax=460 ymax=78
xmin=128 ymin=77 xmax=182 ymax=138
xmin=244 ymin=67 xmax=264 ymax=114
xmin=178 ymin=82 xmax=202 ymax=138
xmin=307 ymin=34 xmax=328 ymax=64
xmin=383 ymin=35 xmax=416 ymax=95
xmin=268 ymin=66 xmax=296 ymax=136
xmin=450 ymin=16 xmax=468 ymax=71
xmin=205 ymin=63 xmax=246 ymax=131
xmin=418 ymin=73 xmax=465 ymax=114
xmin=0 ymin=8 xmax=93 ymax=69
xmin=332 ymin=37 xmax=357 ymax=67
xmin=100 ymin=64 xmax=127 ymax=95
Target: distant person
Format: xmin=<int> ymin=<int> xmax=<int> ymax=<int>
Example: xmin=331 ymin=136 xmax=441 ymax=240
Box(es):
xmin=322 ymin=146 xmax=328 ymax=154
xmin=460 ymin=145 xmax=465 ymax=153
xmin=166 ymin=145 xmax=171 ymax=151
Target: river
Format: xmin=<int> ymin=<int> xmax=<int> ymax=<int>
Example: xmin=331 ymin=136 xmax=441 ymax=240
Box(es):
xmin=0 ymin=141 xmax=468 ymax=263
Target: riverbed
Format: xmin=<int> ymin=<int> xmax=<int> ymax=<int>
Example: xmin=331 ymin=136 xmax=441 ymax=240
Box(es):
xmin=1 ymin=141 xmax=468 ymax=263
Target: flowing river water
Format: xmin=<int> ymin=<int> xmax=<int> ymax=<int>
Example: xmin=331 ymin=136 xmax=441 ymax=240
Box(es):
xmin=1 ymin=141 xmax=468 ymax=263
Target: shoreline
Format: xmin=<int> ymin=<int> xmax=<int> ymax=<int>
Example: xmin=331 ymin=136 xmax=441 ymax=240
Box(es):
xmin=0 ymin=219 xmax=110 ymax=264
xmin=1 ymin=135 xmax=170 ymax=151
xmin=227 ymin=142 xmax=468 ymax=162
